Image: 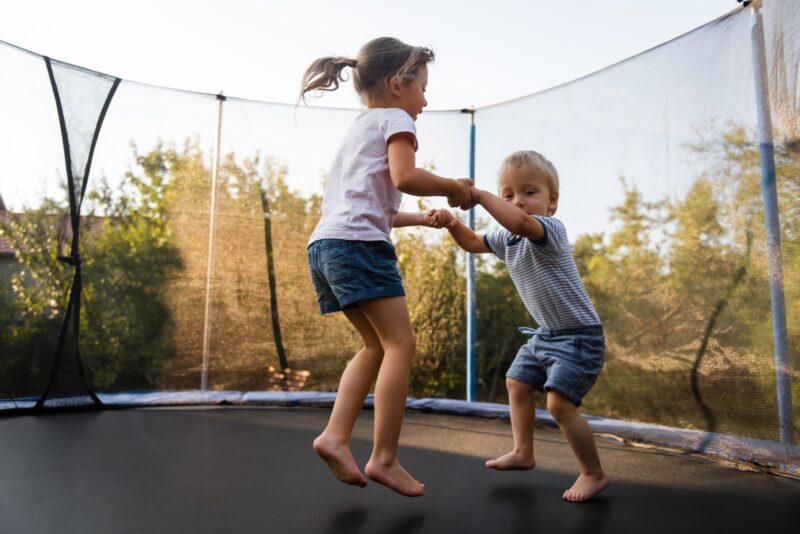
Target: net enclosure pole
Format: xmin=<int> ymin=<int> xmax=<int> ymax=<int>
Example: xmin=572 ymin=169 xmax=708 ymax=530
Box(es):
xmin=201 ymin=93 xmax=226 ymax=392
xmin=748 ymin=1 xmax=793 ymax=445
xmin=462 ymin=108 xmax=477 ymax=402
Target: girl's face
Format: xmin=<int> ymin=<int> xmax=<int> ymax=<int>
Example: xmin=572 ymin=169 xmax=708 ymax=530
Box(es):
xmin=499 ymin=165 xmax=558 ymax=217
xmin=392 ymin=64 xmax=428 ymax=121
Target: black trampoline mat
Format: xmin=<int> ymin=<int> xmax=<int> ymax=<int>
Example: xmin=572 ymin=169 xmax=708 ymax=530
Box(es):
xmin=1 ymin=406 xmax=798 ymax=534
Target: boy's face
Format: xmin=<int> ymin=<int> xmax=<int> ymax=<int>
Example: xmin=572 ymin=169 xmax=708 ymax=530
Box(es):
xmin=498 ymin=165 xmax=558 ymax=217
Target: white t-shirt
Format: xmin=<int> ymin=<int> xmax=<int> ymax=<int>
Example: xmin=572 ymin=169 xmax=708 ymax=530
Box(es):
xmin=308 ymin=108 xmax=417 ymax=244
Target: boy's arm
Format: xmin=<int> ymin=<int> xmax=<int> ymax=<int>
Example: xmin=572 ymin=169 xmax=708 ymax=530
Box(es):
xmin=387 ymin=138 xmax=474 ymax=208
xmin=446 ymin=218 xmax=491 ymax=253
xmin=473 ymin=188 xmax=544 ymax=241
xmin=430 ymin=209 xmax=490 ymax=253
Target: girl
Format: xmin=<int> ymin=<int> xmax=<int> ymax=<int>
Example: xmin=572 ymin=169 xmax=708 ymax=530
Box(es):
xmin=300 ymin=37 xmax=472 ymax=497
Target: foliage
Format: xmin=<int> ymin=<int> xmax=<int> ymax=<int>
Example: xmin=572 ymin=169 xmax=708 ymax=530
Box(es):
xmin=395 ymin=199 xmax=467 ymax=398
xmin=0 ymin=150 xmax=183 ymax=395
xmin=571 ymin=127 xmax=800 ymax=439
xmin=0 ymin=198 xmax=68 ymax=397
xmin=474 ymin=261 xmax=530 ymax=403
xmin=2 ymin=125 xmax=797 ymax=442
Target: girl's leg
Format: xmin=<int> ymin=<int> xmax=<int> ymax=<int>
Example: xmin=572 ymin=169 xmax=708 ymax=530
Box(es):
xmin=358 ymin=296 xmax=425 ymax=497
xmin=313 ymin=306 xmax=384 ymax=487
xmin=547 ymin=390 xmax=608 ymax=502
xmin=486 ymin=377 xmax=536 ymax=470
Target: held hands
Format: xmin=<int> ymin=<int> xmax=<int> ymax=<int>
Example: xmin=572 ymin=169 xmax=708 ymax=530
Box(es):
xmin=447 ymin=178 xmax=475 ymax=210
xmin=425 ymin=208 xmax=456 ymax=229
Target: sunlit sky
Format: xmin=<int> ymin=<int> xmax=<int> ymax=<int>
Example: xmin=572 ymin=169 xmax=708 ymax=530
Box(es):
xmin=1 ymin=0 xmax=738 ymax=109
xmin=1 ymin=0 xmax=746 ymax=237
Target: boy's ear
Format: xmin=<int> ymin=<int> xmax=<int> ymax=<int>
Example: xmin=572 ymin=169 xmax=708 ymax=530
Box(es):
xmin=548 ymin=192 xmax=559 ymax=216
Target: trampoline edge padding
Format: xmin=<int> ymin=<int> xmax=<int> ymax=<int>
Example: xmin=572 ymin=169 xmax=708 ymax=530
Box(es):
xmin=1 ymin=390 xmax=797 ymax=477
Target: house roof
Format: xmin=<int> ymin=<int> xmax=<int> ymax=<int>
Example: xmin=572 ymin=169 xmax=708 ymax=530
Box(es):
xmin=0 ymin=211 xmax=15 ymax=258
xmin=0 ymin=193 xmax=12 ymax=258
xmin=0 ymin=210 xmax=105 ymax=260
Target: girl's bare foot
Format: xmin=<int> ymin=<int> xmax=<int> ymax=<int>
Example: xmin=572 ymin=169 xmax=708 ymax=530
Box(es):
xmin=485 ymin=450 xmax=536 ymax=470
xmin=364 ymin=458 xmax=425 ymax=497
xmin=562 ymin=472 xmax=608 ymax=502
xmin=312 ymin=434 xmax=367 ymax=487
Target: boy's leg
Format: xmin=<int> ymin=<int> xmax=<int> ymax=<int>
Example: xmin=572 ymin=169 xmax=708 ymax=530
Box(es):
xmin=546 ymin=390 xmax=608 ymax=502
xmin=358 ymin=296 xmax=425 ymax=497
xmin=313 ymin=306 xmax=384 ymax=487
xmin=486 ymin=377 xmax=536 ymax=470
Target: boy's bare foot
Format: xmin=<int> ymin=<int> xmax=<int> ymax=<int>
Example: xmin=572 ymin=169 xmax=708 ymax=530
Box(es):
xmin=312 ymin=434 xmax=367 ymax=487
xmin=485 ymin=450 xmax=536 ymax=470
xmin=364 ymin=458 xmax=426 ymax=497
xmin=562 ymin=472 xmax=608 ymax=502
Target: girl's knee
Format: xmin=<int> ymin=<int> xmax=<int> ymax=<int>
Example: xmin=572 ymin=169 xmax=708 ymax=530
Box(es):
xmin=506 ymin=377 xmax=532 ymax=397
xmin=407 ymin=333 xmax=416 ymax=354
xmin=546 ymin=391 xmax=576 ymax=421
xmin=379 ymin=339 xmax=415 ymax=361
xmin=363 ymin=344 xmax=385 ymax=359
xmin=387 ymin=332 xmax=415 ymax=355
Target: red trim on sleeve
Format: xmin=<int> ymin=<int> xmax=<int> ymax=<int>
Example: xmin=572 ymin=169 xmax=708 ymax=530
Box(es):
xmin=386 ymin=131 xmax=418 ymax=152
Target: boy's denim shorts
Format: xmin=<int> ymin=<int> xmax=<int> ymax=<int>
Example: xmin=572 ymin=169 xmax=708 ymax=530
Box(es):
xmin=506 ymin=325 xmax=605 ymax=407
xmin=307 ymin=238 xmax=406 ymax=314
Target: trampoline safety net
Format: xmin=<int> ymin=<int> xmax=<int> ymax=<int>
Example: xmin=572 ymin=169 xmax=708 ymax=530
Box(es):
xmin=0 ymin=1 xmax=798 ymax=475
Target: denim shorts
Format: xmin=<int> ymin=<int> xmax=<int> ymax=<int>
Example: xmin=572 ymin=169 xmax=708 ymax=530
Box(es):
xmin=307 ymin=239 xmax=406 ymax=314
xmin=506 ymin=325 xmax=605 ymax=407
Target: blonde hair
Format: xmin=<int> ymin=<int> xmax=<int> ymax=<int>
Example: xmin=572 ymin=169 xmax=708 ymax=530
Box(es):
xmin=299 ymin=37 xmax=434 ymax=104
xmin=498 ymin=150 xmax=560 ymax=215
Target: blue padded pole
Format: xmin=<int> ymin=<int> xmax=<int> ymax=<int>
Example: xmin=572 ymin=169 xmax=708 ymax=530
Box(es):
xmin=749 ymin=3 xmax=793 ymax=445
xmin=465 ymin=109 xmax=477 ymax=402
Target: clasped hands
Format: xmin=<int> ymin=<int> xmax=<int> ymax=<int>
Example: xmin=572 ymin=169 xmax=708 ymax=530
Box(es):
xmin=447 ymin=178 xmax=476 ymax=210
xmin=423 ymin=178 xmax=476 ymax=229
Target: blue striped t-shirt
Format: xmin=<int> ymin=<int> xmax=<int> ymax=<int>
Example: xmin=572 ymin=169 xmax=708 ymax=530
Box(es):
xmin=483 ymin=216 xmax=600 ymax=330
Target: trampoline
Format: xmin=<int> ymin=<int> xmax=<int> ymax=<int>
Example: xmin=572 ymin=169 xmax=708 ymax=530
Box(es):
xmin=2 ymin=2 xmax=800 ymax=532
xmin=1 ymin=405 xmax=798 ymax=534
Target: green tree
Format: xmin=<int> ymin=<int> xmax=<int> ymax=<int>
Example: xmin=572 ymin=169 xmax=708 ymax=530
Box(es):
xmin=577 ymin=179 xmax=671 ymax=353
xmin=686 ymin=125 xmax=800 ymax=439
xmin=0 ymin=198 xmax=69 ymax=397
xmin=667 ymin=177 xmax=748 ymax=348
xmin=0 ymin=150 xmax=183 ymax=395
xmin=80 ymin=155 xmax=183 ymax=389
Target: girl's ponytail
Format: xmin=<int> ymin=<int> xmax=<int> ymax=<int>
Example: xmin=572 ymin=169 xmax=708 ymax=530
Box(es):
xmin=299 ymin=38 xmax=434 ymax=105
xmin=299 ymin=56 xmax=357 ymax=103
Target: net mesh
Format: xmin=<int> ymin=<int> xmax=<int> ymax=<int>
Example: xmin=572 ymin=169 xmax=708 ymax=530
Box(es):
xmin=0 ymin=1 xmax=797 ymax=472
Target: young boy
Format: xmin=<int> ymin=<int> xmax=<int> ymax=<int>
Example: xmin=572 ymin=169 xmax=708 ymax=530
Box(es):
xmin=428 ymin=150 xmax=608 ymax=502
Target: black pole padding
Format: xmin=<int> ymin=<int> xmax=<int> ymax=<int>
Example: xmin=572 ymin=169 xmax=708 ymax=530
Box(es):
xmin=57 ymin=253 xmax=81 ymax=267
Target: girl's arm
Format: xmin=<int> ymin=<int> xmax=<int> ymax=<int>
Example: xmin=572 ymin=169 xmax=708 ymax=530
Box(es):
xmin=430 ymin=209 xmax=490 ymax=253
xmin=393 ymin=211 xmax=428 ymax=228
xmin=387 ymin=138 xmax=473 ymax=208
xmin=473 ymin=188 xmax=544 ymax=240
